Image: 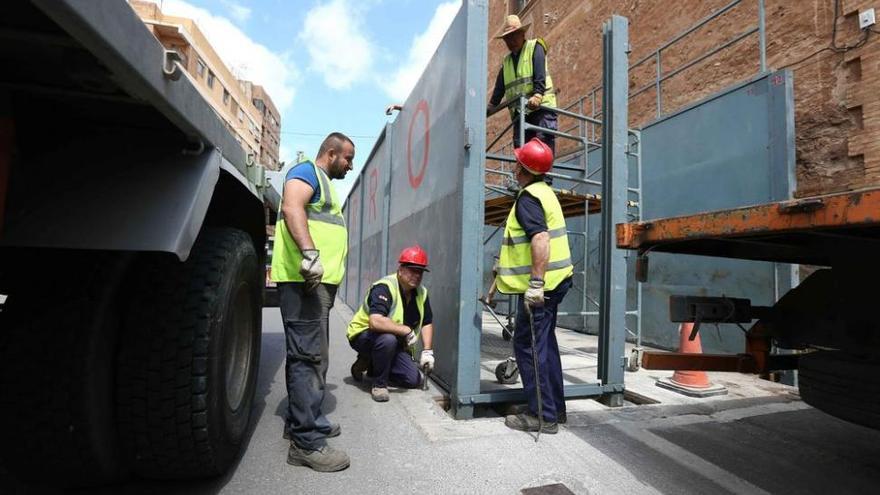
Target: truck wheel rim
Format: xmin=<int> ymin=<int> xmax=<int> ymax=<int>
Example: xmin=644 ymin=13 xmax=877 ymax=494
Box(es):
xmin=225 ymin=281 xmax=253 ymax=412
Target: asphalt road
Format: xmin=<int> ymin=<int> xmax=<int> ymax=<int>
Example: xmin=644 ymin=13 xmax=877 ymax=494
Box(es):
xmin=5 ymin=306 xmax=880 ymax=494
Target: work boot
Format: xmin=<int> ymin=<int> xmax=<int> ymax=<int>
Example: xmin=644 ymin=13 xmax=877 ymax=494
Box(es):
xmin=283 ymin=423 xmax=340 ymax=440
xmin=504 ymin=413 xmax=558 ymax=434
xmin=371 ymin=386 xmax=390 ymax=402
xmin=351 ymin=355 xmax=369 ymax=382
xmin=557 ymin=411 xmax=567 ymax=424
xmin=287 ymin=443 xmax=350 ymax=472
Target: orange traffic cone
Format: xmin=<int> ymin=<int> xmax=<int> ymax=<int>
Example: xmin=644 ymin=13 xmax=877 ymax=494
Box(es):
xmin=656 ymin=323 xmax=728 ymax=398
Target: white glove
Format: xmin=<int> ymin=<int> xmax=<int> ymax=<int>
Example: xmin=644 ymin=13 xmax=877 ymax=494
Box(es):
xmin=527 ymin=94 xmax=543 ymax=110
xmin=299 ymin=249 xmax=324 ymax=293
xmin=420 ymin=350 xmax=435 ymax=372
xmin=524 ymin=278 xmax=545 ymax=308
xmin=404 ymin=329 xmax=419 ymax=347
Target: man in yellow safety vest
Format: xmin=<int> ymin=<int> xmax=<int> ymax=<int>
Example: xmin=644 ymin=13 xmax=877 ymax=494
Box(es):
xmin=347 ymin=246 xmax=435 ymax=403
xmin=496 ymin=138 xmax=573 ymax=434
xmin=272 ymin=132 xmax=353 ymax=472
xmin=487 ymin=14 xmax=559 ymax=153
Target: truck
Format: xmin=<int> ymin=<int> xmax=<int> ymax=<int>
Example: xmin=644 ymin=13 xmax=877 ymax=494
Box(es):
xmin=617 ymin=187 xmax=880 ymax=430
xmin=0 ymin=0 xmax=277 ymax=485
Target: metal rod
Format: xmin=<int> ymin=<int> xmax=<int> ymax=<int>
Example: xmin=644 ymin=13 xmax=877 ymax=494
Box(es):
xmin=758 ymin=0 xmax=767 ymax=72
xmin=655 ymin=51 xmax=662 ymax=117
xmin=629 ymin=0 xmax=743 ymax=69
xmin=486 ymin=118 xmax=515 ymax=151
xmin=522 ymin=122 xmax=586 ymax=143
xmin=539 ymin=104 xmax=604 ymax=125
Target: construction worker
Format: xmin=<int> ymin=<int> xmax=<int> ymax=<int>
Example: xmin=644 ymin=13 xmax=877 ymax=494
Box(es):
xmin=271 ymin=132 xmax=354 ymax=472
xmin=487 ymin=14 xmax=558 ymax=153
xmin=347 ymin=246 xmax=435 ymax=403
xmin=496 ymin=138 xmax=572 ymax=434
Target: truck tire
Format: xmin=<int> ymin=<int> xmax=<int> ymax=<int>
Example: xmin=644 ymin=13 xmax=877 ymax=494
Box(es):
xmin=798 ymin=350 xmax=880 ymax=430
xmin=117 ymin=228 xmax=262 ymax=479
xmin=0 ymin=253 xmax=130 ymax=486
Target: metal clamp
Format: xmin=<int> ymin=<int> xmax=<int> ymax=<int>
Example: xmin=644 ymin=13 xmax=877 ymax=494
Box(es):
xmin=162 ymin=49 xmax=184 ymax=81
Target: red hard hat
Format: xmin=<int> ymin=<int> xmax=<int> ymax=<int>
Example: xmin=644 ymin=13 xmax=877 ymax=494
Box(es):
xmin=398 ymin=245 xmax=430 ymax=271
xmin=514 ymin=138 xmax=553 ymax=175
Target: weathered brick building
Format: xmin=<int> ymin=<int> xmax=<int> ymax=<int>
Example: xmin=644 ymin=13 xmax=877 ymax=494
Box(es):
xmin=487 ymin=0 xmax=879 ymax=197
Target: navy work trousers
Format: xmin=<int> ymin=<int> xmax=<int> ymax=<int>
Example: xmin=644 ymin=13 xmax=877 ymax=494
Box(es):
xmin=512 ymin=108 xmax=558 ymax=154
xmin=350 ymin=331 xmax=421 ymax=389
xmin=279 ymin=282 xmax=337 ymax=450
xmin=514 ymin=277 xmax=572 ymax=423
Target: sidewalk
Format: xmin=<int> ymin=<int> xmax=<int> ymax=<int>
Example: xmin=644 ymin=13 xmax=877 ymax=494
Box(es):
xmin=221 ymin=300 xmax=814 ymax=495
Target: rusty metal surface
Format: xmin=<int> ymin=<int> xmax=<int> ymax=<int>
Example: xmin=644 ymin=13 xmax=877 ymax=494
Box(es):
xmin=617 ymin=187 xmax=880 ymax=265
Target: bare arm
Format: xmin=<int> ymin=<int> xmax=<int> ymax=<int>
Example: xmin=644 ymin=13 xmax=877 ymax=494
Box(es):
xmin=530 ymin=231 xmax=550 ymax=280
xmin=420 ymin=324 xmax=434 ymax=350
xmin=368 ymin=314 xmax=412 ymax=337
xmin=281 ymin=179 xmax=316 ymax=251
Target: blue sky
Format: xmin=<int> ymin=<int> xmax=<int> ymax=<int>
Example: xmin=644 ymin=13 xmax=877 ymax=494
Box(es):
xmin=146 ymin=0 xmax=461 ymax=196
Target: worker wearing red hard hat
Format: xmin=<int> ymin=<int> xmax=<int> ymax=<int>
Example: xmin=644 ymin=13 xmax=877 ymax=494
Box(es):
xmin=496 ymin=138 xmax=573 ymax=434
xmin=346 ymin=246 xmax=435 ymax=403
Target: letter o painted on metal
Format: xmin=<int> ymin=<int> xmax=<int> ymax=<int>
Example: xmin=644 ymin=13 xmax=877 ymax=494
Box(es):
xmin=407 ymin=99 xmax=430 ymax=189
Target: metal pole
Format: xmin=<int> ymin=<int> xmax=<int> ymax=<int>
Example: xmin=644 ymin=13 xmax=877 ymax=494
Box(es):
xmin=518 ymin=96 xmax=526 ymax=147
xmin=758 ymin=0 xmax=767 ymax=72
xmin=598 ymin=15 xmax=629 ymax=407
xmin=655 ymin=51 xmax=662 ymax=117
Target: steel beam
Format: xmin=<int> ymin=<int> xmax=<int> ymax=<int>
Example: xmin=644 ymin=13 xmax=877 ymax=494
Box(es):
xmin=597 ymin=16 xmax=629 ymax=407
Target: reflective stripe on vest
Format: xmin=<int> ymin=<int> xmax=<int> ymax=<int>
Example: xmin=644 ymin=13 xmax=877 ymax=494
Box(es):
xmin=270 ymin=161 xmax=348 ymax=284
xmin=346 ymin=274 xmax=428 ymax=357
xmin=496 ymin=181 xmax=573 ymax=294
xmin=501 ymin=38 xmax=558 ymax=117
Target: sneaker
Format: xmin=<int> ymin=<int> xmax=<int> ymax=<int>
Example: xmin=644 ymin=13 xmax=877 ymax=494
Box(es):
xmin=351 ymin=355 xmax=369 ymax=382
xmin=504 ymin=413 xmax=558 ymax=434
xmin=287 ymin=443 xmax=350 ymax=472
xmin=371 ymin=386 xmax=390 ymax=402
xmin=283 ymin=423 xmax=340 ymax=440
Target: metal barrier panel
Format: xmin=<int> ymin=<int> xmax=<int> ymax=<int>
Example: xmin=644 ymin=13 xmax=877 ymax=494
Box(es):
xmin=343 ymin=173 xmax=363 ymax=309
xmin=343 ymin=1 xmax=488 ymax=417
xmin=639 ymin=70 xmax=796 ymax=353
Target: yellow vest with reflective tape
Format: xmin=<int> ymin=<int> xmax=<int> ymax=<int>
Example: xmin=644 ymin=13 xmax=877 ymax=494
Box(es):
xmin=502 ymin=38 xmax=557 ymax=117
xmin=496 ymin=180 xmax=572 ymax=294
xmin=347 ymin=275 xmax=428 ymax=355
xmin=271 ymin=161 xmax=347 ymax=284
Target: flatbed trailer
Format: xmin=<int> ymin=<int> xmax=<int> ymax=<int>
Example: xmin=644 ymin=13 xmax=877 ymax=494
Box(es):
xmin=0 ymin=0 xmax=272 ymax=486
xmin=617 ymin=187 xmax=880 ymax=429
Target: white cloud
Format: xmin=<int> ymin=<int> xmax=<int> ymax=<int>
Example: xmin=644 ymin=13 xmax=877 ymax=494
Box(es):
xmin=221 ymin=0 xmax=251 ymax=23
xmin=145 ymin=0 xmax=298 ymax=111
xmin=384 ymin=1 xmax=459 ymax=101
xmin=300 ymin=0 xmax=375 ymax=90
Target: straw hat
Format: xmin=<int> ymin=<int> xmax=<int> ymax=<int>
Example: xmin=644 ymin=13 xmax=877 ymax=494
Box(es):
xmin=495 ymin=14 xmax=530 ymax=39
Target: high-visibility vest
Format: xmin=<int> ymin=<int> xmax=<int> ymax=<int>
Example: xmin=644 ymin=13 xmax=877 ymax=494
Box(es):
xmin=271 ymin=161 xmax=347 ymax=284
xmin=347 ymin=275 xmax=428 ymax=356
xmin=496 ymin=180 xmax=572 ymax=294
xmin=502 ymin=38 xmax=557 ymax=117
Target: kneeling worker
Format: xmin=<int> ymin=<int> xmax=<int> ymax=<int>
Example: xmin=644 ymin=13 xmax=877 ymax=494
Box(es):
xmin=347 ymin=246 xmax=435 ymax=402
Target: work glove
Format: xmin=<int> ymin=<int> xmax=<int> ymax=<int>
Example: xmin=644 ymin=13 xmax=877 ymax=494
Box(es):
xmin=299 ymin=249 xmax=324 ymax=293
xmin=524 ymin=278 xmax=545 ymax=308
xmin=403 ymin=329 xmax=419 ymax=348
xmin=420 ymin=350 xmax=435 ymax=372
xmin=527 ymin=94 xmax=543 ymax=110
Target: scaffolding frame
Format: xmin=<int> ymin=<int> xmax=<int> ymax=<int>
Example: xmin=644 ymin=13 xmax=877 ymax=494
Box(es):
xmin=474 ymin=15 xmax=632 ymax=408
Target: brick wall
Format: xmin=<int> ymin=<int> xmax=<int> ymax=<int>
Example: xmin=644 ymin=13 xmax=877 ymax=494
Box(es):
xmin=487 ymin=0 xmax=880 ymax=197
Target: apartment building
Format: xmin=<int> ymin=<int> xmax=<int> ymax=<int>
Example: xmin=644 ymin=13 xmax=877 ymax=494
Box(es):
xmin=130 ymin=0 xmax=280 ymax=168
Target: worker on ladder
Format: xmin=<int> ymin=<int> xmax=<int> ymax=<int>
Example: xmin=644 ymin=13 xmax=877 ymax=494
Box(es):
xmin=487 ymin=14 xmax=558 ymax=153
xmin=347 ymin=246 xmax=436 ymax=403
xmin=496 ymin=138 xmax=573 ymax=434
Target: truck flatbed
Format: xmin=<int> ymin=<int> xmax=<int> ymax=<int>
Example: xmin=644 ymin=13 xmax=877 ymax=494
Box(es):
xmin=616 ymin=187 xmax=880 ymax=266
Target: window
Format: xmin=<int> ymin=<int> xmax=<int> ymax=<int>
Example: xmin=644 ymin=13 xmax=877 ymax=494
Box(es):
xmin=207 ymin=70 xmax=215 ymax=89
xmin=222 ymin=88 xmax=230 ymax=105
xmin=238 ymin=108 xmax=244 ymax=122
xmin=196 ymin=58 xmax=206 ymax=77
